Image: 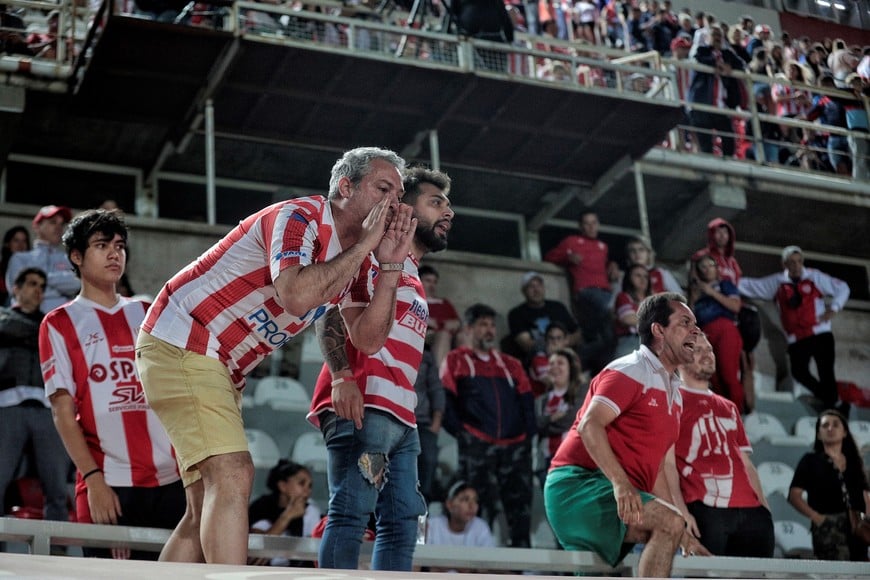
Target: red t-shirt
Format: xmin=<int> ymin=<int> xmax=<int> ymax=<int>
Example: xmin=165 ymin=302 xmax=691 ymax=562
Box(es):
xmin=675 ymin=387 xmax=762 ymax=508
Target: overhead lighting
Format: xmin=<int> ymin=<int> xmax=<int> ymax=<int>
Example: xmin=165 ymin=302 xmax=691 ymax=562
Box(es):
xmin=815 ymin=0 xmax=831 ymax=6
xmin=833 ymin=1 xmax=846 ymax=8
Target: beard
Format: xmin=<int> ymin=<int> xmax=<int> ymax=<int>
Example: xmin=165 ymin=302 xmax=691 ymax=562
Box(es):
xmin=415 ymin=218 xmax=449 ymax=253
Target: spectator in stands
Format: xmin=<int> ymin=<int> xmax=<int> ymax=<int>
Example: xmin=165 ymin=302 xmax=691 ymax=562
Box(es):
xmin=544 ymin=293 xmax=709 ymax=576
xmin=426 ymin=480 xmax=496 ymax=568
xmin=419 ymin=264 xmax=461 ymax=366
xmin=544 ymin=209 xmax=619 ymax=374
xmin=414 ymin=348 xmax=445 ymax=503
xmin=788 ymin=410 xmax=870 ymax=561
xmin=738 ymin=246 xmax=850 ymax=415
xmin=803 ymin=73 xmax=849 ymax=175
xmin=507 ymin=271 xmax=579 ymax=379
xmin=844 ymin=73 xmax=869 ymax=181
xmin=601 ymin=0 xmax=625 ymax=49
xmin=0 ymin=225 xmax=30 ymax=306
xmin=0 ymin=3 xmax=29 ymax=55
xmin=805 ymin=45 xmax=831 ymax=84
xmin=648 ymin=7 xmax=675 ymax=56
xmin=737 ymin=15 xmax=753 ymax=42
xmin=573 ymin=0 xmax=597 ymax=45
xmin=0 ymin=268 xmax=70 ymax=525
xmin=828 ymin=38 xmax=859 ymax=88
xmin=626 ymin=5 xmax=648 ymax=53
xmin=40 ymin=209 xmax=184 ymax=560
xmin=745 ymin=80 xmax=784 ymax=166
xmin=6 ymin=205 xmax=79 ymax=313
xmin=624 ymin=236 xmax=682 ymax=294
xmin=688 ymin=26 xmax=746 ymax=158
xmin=136 ymin=147 xmax=415 ymax=565
xmin=745 ymin=24 xmax=771 ymax=63
xmin=675 ymin=11 xmax=693 ymax=42
xmin=535 ymin=347 xmax=584 ymax=485
xmin=612 ymin=264 xmax=651 ymax=358
xmin=441 ymin=303 xmax=536 ymax=549
xmin=688 ymin=254 xmax=744 ymax=414
xmin=727 ymin=25 xmax=750 ymax=64
xmin=452 ymin=0 xmax=515 ymax=71
xmin=767 ymin=43 xmax=786 ymax=77
xmin=665 ymin=333 xmax=774 ymax=557
xmin=26 ymin=10 xmax=61 ymax=59
xmin=857 ymin=46 xmax=870 ymax=81
xmin=248 ymin=459 xmax=320 ymax=567
xmin=307 ymin=166 xmax=453 ymax=571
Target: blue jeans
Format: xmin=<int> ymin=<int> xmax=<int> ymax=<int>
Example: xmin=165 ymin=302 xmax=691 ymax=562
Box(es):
xmin=319 ymin=410 xmax=426 ymax=571
xmin=0 ymin=404 xmax=70 ymax=521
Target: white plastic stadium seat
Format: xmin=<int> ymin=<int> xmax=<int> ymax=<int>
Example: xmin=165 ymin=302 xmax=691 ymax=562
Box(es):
xmin=245 ymin=428 xmax=281 ymax=469
xmin=292 ymin=432 xmax=328 ymax=472
xmin=849 ymin=420 xmax=870 ymax=451
xmin=743 ymin=412 xmax=788 ymax=444
xmin=756 ymin=461 xmax=795 ymax=498
xmin=773 ymin=520 xmax=813 ymax=558
xmin=793 ymin=416 xmax=817 ymax=445
xmin=253 ymin=375 xmax=311 ymax=411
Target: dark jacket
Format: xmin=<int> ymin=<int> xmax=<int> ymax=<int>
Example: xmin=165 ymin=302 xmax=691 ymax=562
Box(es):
xmin=441 ymin=347 xmax=536 ymax=445
xmin=688 ymin=45 xmax=747 ymax=109
xmin=0 ymin=306 xmax=44 ymax=392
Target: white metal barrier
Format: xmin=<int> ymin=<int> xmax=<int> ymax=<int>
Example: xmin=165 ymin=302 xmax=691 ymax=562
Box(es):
xmin=1 ymin=517 xmax=868 ymax=577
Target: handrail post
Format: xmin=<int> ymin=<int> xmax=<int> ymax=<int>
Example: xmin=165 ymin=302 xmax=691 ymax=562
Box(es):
xmin=746 ymin=73 xmax=765 ymax=164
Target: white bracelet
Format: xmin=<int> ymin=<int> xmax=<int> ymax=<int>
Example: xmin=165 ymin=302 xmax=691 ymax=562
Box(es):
xmin=331 ymin=377 xmax=354 ymax=387
xmin=379 ymin=262 xmax=403 ymax=272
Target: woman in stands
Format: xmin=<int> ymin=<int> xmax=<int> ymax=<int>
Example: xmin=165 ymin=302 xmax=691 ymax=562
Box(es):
xmin=688 ymin=253 xmax=745 ymax=414
xmin=535 ymin=347 xmax=585 ymax=487
xmin=0 ymin=225 xmax=29 ymax=306
xmin=788 ymin=410 xmax=870 ymax=561
xmin=248 ymin=459 xmax=321 ymax=566
xmin=613 ymin=263 xmax=651 ymax=358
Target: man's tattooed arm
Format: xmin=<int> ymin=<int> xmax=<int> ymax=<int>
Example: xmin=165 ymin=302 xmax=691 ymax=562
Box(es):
xmin=315 ymin=307 xmax=351 ymax=376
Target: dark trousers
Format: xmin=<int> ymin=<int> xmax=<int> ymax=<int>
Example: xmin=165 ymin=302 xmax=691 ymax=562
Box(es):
xmin=788 ymin=332 xmax=837 ymax=408
xmin=416 ymin=425 xmax=439 ymax=502
xmin=457 ymin=431 xmax=532 ymax=548
xmin=691 ymin=110 xmax=735 ymax=156
xmin=688 ymin=502 xmax=774 ymax=557
xmin=82 ymin=480 xmax=185 ymax=560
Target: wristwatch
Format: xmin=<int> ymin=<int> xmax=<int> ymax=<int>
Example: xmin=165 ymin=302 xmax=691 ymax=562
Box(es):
xmin=379 ymin=262 xmax=404 ymax=272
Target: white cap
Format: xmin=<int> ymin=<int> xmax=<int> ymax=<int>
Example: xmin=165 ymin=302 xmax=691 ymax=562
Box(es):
xmin=781 ymin=245 xmax=802 ymax=263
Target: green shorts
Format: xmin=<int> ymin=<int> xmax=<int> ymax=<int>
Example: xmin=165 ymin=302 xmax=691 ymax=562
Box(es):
xmin=544 ymin=465 xmax=656 ymax=567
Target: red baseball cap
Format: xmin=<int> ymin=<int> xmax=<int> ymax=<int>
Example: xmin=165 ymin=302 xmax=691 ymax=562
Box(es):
xmin=33 ymin=205 xmax=72 ymax=227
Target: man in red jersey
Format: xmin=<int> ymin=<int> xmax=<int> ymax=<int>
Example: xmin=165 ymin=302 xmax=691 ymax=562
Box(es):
xmin=665 ymin=333 xmax=774 ymax=557
xmin=40 ymin=209 xmax=184 ymax=560
xmin=544 ymin=293 xmax=710 ymax=576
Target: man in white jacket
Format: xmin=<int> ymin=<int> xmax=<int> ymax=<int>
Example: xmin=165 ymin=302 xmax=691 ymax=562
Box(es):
xmin=738 ymin=245 xmax=850 ymax=413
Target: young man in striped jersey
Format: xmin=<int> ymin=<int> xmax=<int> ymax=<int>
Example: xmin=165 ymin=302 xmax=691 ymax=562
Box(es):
xmin=39 ymin=209 xmax=184 ymax=560
xmin=309 ymin=167 xmax=453 ymax=570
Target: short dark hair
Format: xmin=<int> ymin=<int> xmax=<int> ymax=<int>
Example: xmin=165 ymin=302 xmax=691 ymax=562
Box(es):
xmin=14 ymin=267 xmax=46 ymax=288
xmin=62 ymin=209 xmax=128 ymax=277
xmin=464 ymin=303 xmax=496 ymax=325
xmin=266 ymin=459 xmax=309 ymax=493
xmin=402 ymin=167 xmax=451 ymax=205
xmin=418 ymin=264 xmax=439 ymax=279
xmin=637 ymin=292 xmax=687 ymax=347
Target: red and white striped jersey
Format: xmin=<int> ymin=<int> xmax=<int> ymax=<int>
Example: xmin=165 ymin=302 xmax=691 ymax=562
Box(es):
xmin=772 ymin=84 xmax=810 ymax=117
xmin=39 ymin=296 xmax=180 ymax=489
xmin=143 ymin=196 xmax=370 ymax=390
xmin=309 ymin=255 xmax=426 ymax=428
